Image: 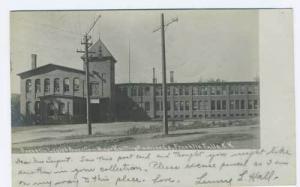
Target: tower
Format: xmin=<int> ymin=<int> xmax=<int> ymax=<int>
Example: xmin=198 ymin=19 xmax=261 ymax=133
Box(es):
xmin=81 ymin=38 xmax=117 ymax=121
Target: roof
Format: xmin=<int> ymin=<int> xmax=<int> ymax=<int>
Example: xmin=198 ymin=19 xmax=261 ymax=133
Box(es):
xmin=81 ymin=38 xmax=117 ymax=62
xmin=82 ymin=38 xmax=117 ymax=63
xmin=18 ymin=63 xmax=85 ymax=79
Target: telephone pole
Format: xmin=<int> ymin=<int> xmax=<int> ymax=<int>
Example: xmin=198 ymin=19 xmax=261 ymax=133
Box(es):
xmin=77 ymin=14 xmax=101 ymax=135
xmin=153 ymin=13 xmax=178 ymax=135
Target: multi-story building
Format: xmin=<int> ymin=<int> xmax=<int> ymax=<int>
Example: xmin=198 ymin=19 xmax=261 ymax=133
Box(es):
xmin=18 ymin=39 xmax=259 ymax=124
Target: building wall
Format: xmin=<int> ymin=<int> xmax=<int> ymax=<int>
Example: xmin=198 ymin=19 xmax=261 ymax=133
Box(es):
xmin=116 ymin=82 xmax=259 ymax=121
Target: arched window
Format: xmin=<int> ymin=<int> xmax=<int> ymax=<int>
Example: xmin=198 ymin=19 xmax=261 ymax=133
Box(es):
xmin=54 ymin=78 xmax=60 ymax=93
xmin=44 ymin=79 xmax=50 ymax=93
xmin=63 ymin=78 xmax=70 ymax=92
xmin=35 ymin=79 xmax=41 ymax=93
xmin=35 ymin=101 xmax=40 ymax=115
xmin=47 ymin=103 xmax=55 ymax=116
xmin=26 ymin=79 xmax=32 ymax=93
xmin=73 ymin=78 xmax=80 ymax=92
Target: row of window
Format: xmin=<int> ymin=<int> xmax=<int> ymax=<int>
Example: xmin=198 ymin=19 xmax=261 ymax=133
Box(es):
xmin=155 ymin=113 xmax=259 ymax=119
xmin=142 ymin=99 xmax=259 ymax=112
xmin=26 ymin=78 xmax=81 ymax=94
xmin=26 ymin=101 xmax=69 ymax=116
xmin=119 ymin=85 xmax=259 ymax=97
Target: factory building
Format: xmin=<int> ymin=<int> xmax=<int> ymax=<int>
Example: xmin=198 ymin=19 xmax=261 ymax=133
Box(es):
xmin=18 ymin=38 xmax=259 ymax=124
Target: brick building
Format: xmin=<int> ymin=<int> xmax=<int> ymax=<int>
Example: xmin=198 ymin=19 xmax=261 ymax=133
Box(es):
xmin=18 ymin=39 xmax=259 ymax=124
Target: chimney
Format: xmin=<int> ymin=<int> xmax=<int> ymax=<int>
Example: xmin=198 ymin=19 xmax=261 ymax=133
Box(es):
xmin=170 ymin=71 xmax=174 ymax=83
xmin=153 ymin=68 xmax=156 ymax=84
xmin=31 ymin=54 xmax=37 ymax=70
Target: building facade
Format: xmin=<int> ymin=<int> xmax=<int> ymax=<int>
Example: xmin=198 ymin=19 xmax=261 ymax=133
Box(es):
xmin=18 ymin=39 xmax=259 ymax=124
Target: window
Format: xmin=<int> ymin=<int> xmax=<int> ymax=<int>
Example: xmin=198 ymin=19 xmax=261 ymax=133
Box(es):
xmin=235 ymin=100 xmax=240 ymax=110
xmin=145 ymin=102 xmax=150 ymax=111
xmin=26 ymin=101 xmax=31 ymax=116
xmin=58 ymin=103 xmax=65 ymax=115
xmin=234 ymin=86 xmax=239 ymax=95
xmin=155 ymin=101 xmax=161 ymax=111
xmin=131 ymin=87 xmax=137 ymax=96
xmin=90 ymin=83 xmax=100 ymax=96
xmin=217 ymin=100 xmax=221 ymax=110
xmin=63 ymin=78 xmax=70 ymax=93
xmin=248 ymin=100 xmax=253 ymax=109
xmin=26 ymin=79 xmax=32 ymax=93
xmin=185 ymin=101 xmax=190 ymax=110
xmin=184 ymin=87 xmax=189 ymax=95
xmin=211 ymin=100 xmax=215 ymax=110
xmin=230 ymin=100 xmax=234 ymax=110
xmin=211 ymin=87 xmax=216 ymax=95
xmin=216 ymin=86 xmax=221 ymax=95
xmin=179 ymin=87 xmax=184 ymax=96
xmin=167 ymin=87 xmax=170 ymax=96
xmin=180 ymin=101 xmax=184 ymax=111
xmin=222 ymin=100 xmax=226 ymax=110
xmin=192 ymin=101 xmax=198 ymax=110
xmin=35 ymin=101 xmax=40 ymax=115
xmin=122 ymin=87 xmax=128 ymax=96
xmin=254 ymin=100 xmax=258 ymax=109
xmin=174 ymin=101 xmax=179 ymax=111
xmin=192 ymin=87 xmax=198 ymax=95
xmin=73 ymin=78 xmax=80 ymax=92
xmin=138 ymin=87 xmax=143 ymax=96
xmin=240 ymin=86 xmax=246 ymax=94
xmin=155 ymin=87 xmax=161 ymax=96
xmin=173 ymin=87 xmax=178 ymax=96
xmin=167 ymin=101 xmax=171 ymax=111
xmin=144 ymin=87 xmax=150 ymax=96
xmin=48 ymin=103 xmax=55 ymax=116
xmin=241 ymin=100 xmax=245 ymax=109
xmin=54 ymin=78 xmax=60 ymax=93
xmin=222 ymin=86 xmax=227 ymax=95
xmin=35 ymin=79 xmax=41 ymax=93
xmin=44 ymin=79 xmax=50 ymax=93
xmin=248 ymin=86 xmax=254 ymax=94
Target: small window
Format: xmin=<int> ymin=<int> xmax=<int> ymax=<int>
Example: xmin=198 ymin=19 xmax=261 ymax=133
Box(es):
xmin=26 ymin=79 xmax=32 ymax=93
xmin=235 ymin=100 xmax=240 ymax=110
xmin=54 ymin=78 xmax=60 ymax=93
xmin=63 ymin=78 xmax=70 ymax=92
xmin=138 ymin=87 xmax=143 ymax=96
xmin=241 ymin=100 xmax=245 ymax=109
xmin=174 ymin=101 xmax=179 ymax=111
xmin=184 ymin=87 xmax=189 ymax=95
xmin=73 ymin=78 xmax=80 ymax=92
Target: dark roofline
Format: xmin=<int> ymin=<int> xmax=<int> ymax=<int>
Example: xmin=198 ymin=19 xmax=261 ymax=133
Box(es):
xmin=116 ymin=81 xmax=259 ymax=86
xmin=18 ymin=63 xmax=85 ymax=79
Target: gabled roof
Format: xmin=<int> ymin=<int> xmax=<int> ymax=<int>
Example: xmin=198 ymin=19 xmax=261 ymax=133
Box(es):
xmin=18 ymin=63 xmax=85 ymax=79
xmin=82 ymin=38 xmax=117 ymax=63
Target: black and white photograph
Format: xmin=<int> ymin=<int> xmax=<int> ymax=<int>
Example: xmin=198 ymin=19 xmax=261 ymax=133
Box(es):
xmin=10 ymin=10 xmax=261 ymax=153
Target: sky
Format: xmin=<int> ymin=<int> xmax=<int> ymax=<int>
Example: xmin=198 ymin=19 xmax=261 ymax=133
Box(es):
xmin=10 ymin=10 xmax=259 ymax=94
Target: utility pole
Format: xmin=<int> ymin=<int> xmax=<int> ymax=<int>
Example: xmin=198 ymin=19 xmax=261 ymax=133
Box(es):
xmin=77 ymin=14 xmax=101 ymax=135
xmin=153 ymin=14 xmax=178 ymax=135
xmin=161 ymin=14 xmax=168 ymax=135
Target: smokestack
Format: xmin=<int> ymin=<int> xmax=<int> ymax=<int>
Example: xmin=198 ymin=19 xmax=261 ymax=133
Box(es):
xmin=31 ymin=54 xmax=37 ymax=70
xmin=170 ymin=71 xmax=174 ymax=83
xmin=153 ymin=68 xmax=156 ymax=84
